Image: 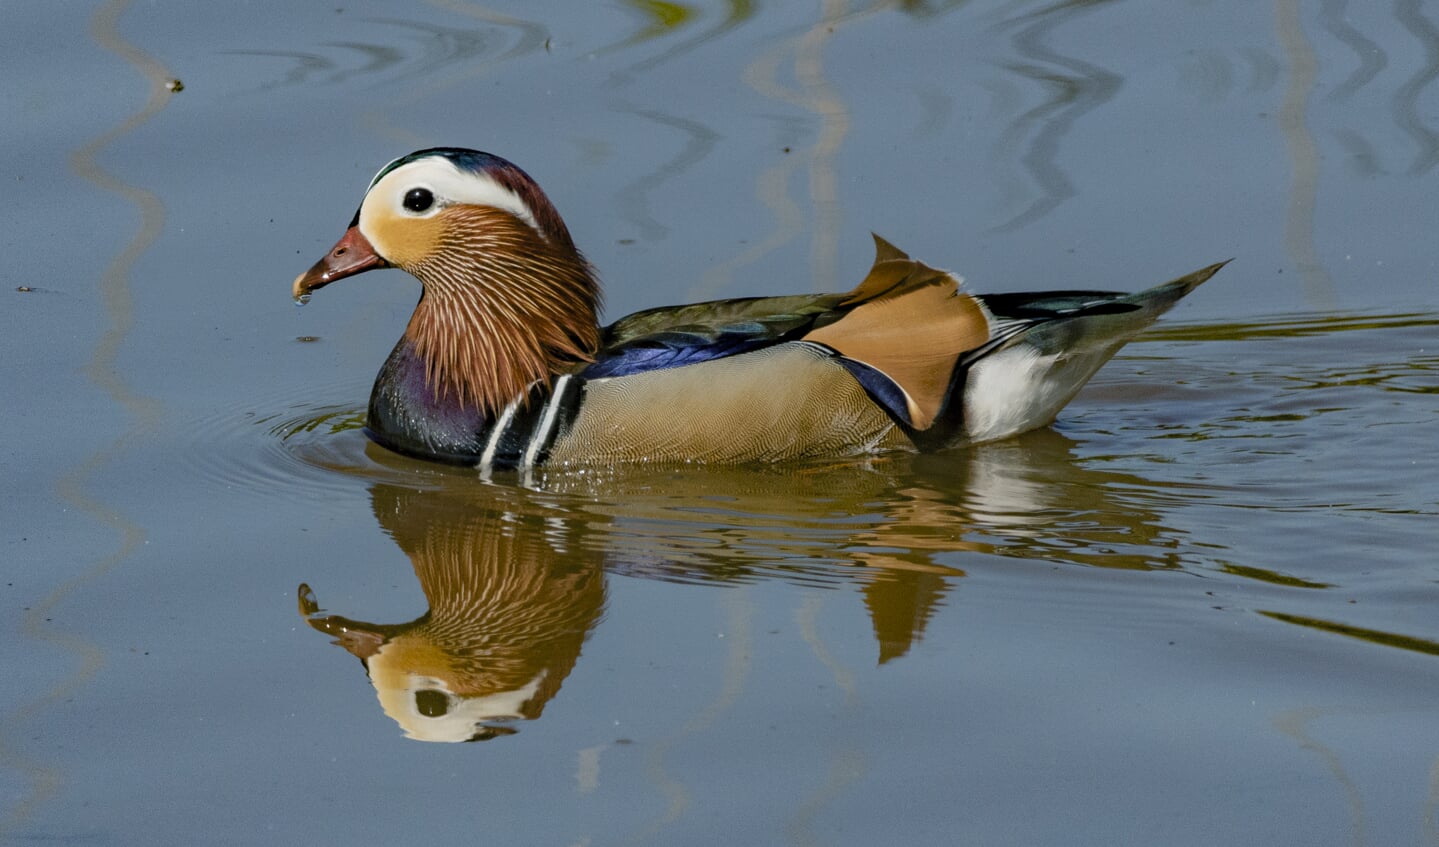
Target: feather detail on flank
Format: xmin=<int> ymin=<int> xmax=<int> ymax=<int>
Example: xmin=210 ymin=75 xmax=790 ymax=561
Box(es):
xmin=403 ymin=206 xmax=600 ymax=414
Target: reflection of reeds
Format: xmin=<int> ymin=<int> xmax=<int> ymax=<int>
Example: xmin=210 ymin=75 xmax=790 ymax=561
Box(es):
xmin=1392 ymin=0 xmax=1439 ymax=174
xmin=633 ymin=590 xmax=754 ymax=842
xmin=989 ymin=0 xmax=1122 ymax=232
xmin=606 ymin=0 xmax=759 ymax=85
xmin=726 ymin=7 xmax=851 ymax=295
xmin=0 ymin=0 xmax=176 ymax=837
xmin=784 ymin=594 xmax=866 ymax=847
xmin=1272 ymin=707 xmax=1368 ymax=845
xmin=599 ymin=0 xmax=698 ymax=56
xmin=1310 ymin=1 xmax=1439 ymax=175
xmin=611 ymin=108 xmax=720 ymax=242
xmin=1319 ymin=0 xmax=1387 ymax=100
xmin=695 ymin=0 xmax=888 ymax=299
xmin=229 ymin=4 xmax=550 ymax=147
xmin=228 ymin=17 xmax=512 ymax=89
xmin=1276 ymin=0 xmax=1339 ymax=311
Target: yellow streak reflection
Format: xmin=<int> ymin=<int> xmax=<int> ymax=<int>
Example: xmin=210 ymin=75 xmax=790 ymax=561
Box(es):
xmin=600 ymin=0 xmax=697 ymax=54
xmin=0 ymin=0 xmax=172 ymax=836
xmin=697 ymin=0 xmax=885 ymax=299
xmin=1275 ymin=0 xmax=1339 ymax=310
xmin=784 ymin=593 xmax=866 ymax=846
xmin=1272 ymin=707 xmax=1366 ymax=844
xmin=635 ymin=589 xmax=754 ymax=841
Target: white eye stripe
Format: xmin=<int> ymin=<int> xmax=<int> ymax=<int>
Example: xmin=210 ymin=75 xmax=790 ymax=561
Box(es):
xmin=364 ymin=157 xmax=540 ymax=232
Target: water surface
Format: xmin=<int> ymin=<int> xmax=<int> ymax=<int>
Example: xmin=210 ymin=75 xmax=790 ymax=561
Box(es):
xmin=3 ymin=1 xmax=1438 ymax=845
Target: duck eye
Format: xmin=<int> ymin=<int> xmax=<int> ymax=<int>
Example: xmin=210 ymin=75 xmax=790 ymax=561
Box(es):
xmin=403 ymin=187 xmax=434 ymax=213
xmin=414 ymin=689 xmax=450 ymax=717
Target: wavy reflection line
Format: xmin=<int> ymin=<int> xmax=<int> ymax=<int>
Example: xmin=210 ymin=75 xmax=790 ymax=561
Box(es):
xmin=989 ymin=0 xmax=1122 ymax=233
xmin=1426 ymin=754 xmax=1439 ymax=844
xmin=0 ymin=0 xmax=171 ymax=838
xmin=783 ymin=593 xmax=866 ymax=847
xmin=359 ymin=2 xmax=551 ymax=147
xmin=230 ymin=5 xmax=543 ymax=95
xmin=634 ymin=588 xmax=753 ymax=842
xmin=783 ymin=749 xmax=866 ymax=847
xmin=1240 ymin=46 xmax=1283 ymax=93
xmin=223 ymin=49 xmax=339 ymax=90
xmin=1393 ymin=0 xmax=1439 ymax=175
xmin=1176 ymin=46 xmax=1280 ymax=102
xmin=1179 ymin=48 xmax=1235 ymax=104
xmin=612 ymin=107 xmax=721 ymax=242
xmin=798 ymin=592 xmax=857 ymax=704
xmin=597 ymin=0 xmax=698 ymax=57
xmin=687 ymin=116 xmax=806 ymax=299
xmin=228 ymin=16 xmax=509 ymax=92
xmin=1275 ymin=0 xmax=1339 ymax=310
xmin=1271 ymin=707 xmax=1367 ymax=845
xmin=425 ymin=0 xmax=550 ymax=58
xmin=1333 ymin=127 xmax=1388 ymax=178
xmin=366 ymin=16 xmax=498 ymax=78
xmin=895 ymin=0 xmax=969 ymax=17
xmin=686 ymin=26 xmax=817 ymax=300
xmin=1318 ymin=0 xmax=1388 ymax=101
xmin=608 ymin=0 xmax=758 ymax=85
xmin=703 ymin=0 xmax=880 ymax=298
xmin=325 ymin=40 xmax=406 ymax=82
xmin=794 ymin=0 xmax=852 ymax=294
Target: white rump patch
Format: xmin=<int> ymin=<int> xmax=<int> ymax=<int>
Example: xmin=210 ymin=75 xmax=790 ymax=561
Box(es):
xmin=964 ymin=343 xmax=1124 ymax=442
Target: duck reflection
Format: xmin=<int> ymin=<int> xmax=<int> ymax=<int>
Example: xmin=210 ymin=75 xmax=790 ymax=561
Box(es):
xmin=300 ymin=484 xmax=604 ymax=742
xmin=298 ymin=427 xmax=1187 ymax=740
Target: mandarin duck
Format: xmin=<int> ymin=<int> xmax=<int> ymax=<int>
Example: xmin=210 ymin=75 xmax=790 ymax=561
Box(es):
xmin=293 ymin=148 xmax=1225 ymax=470
xmin=299 ymin=484 xmax=604 ymax=742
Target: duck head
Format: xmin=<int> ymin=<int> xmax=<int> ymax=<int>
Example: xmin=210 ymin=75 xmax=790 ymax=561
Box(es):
xmin=293 ymin=148 xmax=601 ymax=415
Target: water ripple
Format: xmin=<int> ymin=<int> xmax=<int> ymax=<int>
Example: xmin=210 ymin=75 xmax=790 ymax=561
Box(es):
xmin=1393 ymin=0 xmax=1439 ymax=174
xmin=607 ymin=0 xmax=759 ymax=86
xmin=1089 ymin=312 xmax=1439 ymax=531
xmin=989 ymin=0 xmax=1123 ymax=232
xmin=1319 ymin=0 xmax=1388 ymax=101
xmin=230 ymin=12 xmax=532 ymax=92
xmin=610 ymin=107 xmax=721 ymax=242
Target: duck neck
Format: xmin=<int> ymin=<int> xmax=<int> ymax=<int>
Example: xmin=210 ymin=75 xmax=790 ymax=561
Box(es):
xmin=367 ymin=210 xmax=601 ymax=462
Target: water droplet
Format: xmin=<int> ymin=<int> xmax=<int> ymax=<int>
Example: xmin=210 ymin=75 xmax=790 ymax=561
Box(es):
xmin=294 ymin=292 xmax=311 ymax=306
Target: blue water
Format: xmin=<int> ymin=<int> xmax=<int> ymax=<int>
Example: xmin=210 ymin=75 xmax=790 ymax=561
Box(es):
xmin=3 ymin=2 xmax=1438 ymax=845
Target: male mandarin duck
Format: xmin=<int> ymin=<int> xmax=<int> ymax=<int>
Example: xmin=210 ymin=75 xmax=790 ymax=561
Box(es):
xmin=293 ymin=147 xmax=1225 ymax=470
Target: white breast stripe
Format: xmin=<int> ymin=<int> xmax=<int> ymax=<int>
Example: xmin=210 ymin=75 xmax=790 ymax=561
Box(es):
xmin=522 ymin=375 xmax=572 ymax=469
xmin=478 ymin=396 xmax=522 ymax=477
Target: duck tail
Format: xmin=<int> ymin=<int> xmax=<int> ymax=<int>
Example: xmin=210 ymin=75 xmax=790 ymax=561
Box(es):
xmin=1119 ymin=260 xmax=1230 ymax=316
xmin=980 ymin=259 xmax=1230 ymax=357
xmin=953 ymin=260 xmax=1230 ymax=446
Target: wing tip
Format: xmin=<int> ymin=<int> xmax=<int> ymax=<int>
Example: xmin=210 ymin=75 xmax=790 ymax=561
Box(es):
xmin=870 ymin=233 xmax=910 ymax=263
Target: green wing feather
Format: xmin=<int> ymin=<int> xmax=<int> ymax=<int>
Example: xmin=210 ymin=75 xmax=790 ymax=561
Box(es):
xmin=601 ymin=292 xmax=848 ymax=346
